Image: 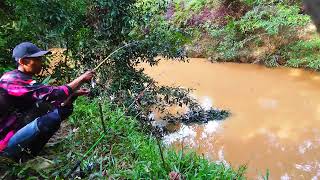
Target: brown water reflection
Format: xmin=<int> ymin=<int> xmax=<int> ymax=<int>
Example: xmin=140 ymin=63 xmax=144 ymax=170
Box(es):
xmin=141 ymin=58 xmax=320 ymax=179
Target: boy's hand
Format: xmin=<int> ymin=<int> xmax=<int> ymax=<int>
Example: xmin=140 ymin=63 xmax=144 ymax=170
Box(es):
xmin=75 ymin=88 xmax=90 ymax=96
xmin=80 ymin=70 xmax=95 ymax=82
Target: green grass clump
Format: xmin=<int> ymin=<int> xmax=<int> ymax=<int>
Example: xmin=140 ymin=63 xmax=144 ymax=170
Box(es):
xmin=282 ymin=37 xmax=320 ymax=70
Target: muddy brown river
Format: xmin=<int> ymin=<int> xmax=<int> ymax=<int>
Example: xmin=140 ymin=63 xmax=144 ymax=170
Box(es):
xmin=142 ymin=58 xmax=320 ymax=179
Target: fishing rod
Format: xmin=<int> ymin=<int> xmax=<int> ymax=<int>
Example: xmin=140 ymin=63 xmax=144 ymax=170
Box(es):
xmin=61 ymin=41 xmax=140 ymax=107
xmin=93 ymin=41 xmax=139 ymax=71
xmin=65 ymin=81 xmax=154 ymax=178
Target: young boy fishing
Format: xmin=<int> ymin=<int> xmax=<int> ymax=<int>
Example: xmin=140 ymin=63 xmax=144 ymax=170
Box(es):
xmin=0 ymin=42 xmax=95 ymax=161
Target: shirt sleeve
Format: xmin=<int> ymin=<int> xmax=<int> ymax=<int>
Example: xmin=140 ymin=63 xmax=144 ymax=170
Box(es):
xmin=31 ymin=84 xmax=73 ymax=105
xmin=0 ymin=70 xmax=73 ymax=107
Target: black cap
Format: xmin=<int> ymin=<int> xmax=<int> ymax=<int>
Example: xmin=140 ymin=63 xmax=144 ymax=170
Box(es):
xmin=12 ymin=42 xmax=51 ymax=62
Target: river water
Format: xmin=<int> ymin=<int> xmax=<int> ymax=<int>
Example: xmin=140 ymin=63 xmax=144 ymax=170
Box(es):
xmin=142 ymin=58 xmax=320 ymax=179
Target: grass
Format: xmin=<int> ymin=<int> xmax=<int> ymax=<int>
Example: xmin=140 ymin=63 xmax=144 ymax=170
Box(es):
xmin=282 ymin=37 xmax=320 ymax=70
xmin=1 ymin=97 xmax=245 ymax=179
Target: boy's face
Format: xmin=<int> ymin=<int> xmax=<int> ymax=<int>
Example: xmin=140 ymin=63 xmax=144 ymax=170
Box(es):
xmin=19 ymin=57 xmax=43 ymax=75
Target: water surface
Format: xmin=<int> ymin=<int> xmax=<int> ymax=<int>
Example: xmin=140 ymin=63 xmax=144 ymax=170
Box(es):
xmin=142 ymin=58 xmax=320 ymax=179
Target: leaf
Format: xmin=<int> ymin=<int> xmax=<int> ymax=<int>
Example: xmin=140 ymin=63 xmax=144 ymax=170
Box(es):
xmin=41 ymin=75 xmax=51 ymax=85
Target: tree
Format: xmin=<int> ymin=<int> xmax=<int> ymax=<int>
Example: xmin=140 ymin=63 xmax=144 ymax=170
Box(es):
xmin=0 ymin=0 xmax=191 ymax=118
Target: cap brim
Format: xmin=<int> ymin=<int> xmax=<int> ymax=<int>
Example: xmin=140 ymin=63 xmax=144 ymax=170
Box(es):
xmin=26 ymin=51 xmax=51 ymax=59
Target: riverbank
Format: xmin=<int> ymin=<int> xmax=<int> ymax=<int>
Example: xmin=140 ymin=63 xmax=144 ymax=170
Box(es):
xmin=186 ymin=23 xmax=320 ymax=71
xmin=1 ymin=97 xmax=245 ymax=179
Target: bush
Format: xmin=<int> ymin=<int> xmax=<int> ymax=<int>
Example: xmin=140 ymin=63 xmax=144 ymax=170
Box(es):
xmin=205 ymin=1 xmax=310 ymax=61
xmin=282 ymin=37 xmax=320 ymax=70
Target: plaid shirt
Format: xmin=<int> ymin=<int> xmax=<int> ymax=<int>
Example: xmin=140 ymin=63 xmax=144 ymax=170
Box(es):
xmin=0 ymin=70 xmax=72 ymax=151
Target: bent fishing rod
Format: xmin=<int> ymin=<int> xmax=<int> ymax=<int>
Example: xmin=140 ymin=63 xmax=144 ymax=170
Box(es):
xmin=65 ymin=41 xmax=153 ymax=177
xmin=93 ymin=41 xmax=139 ymax=71
xmin=61 ymin=41 xmax=140 ymax=106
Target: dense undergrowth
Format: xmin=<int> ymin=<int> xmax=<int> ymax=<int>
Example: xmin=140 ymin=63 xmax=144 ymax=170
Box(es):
xmin=164 ymin=0 xmax=320 ymax=70
xmin=1 ymin=97 xmax=245 ymax=179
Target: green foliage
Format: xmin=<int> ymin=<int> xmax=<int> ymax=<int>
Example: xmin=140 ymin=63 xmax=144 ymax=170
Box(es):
xmin=282 ymin=38 xmax=320 ymax=70
xmin=0 ymin=66 xmax=13 ymax=75
xmin=205 ymin=22 xmax=245 ymax=60
xmin=205 ymin=1 xmax=310 ymax=60
xmin=237 ymin=3 xmax=309 ymax=35
xmin=0 ymin=0 xmax=88 ymax=76
xmin=167 ymin=0 xmax=219 ymax=26
xmin=0 ymin=2 xmax=15 ymax=69
xmin=4 ymin=0 xmax=87 ymax=45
